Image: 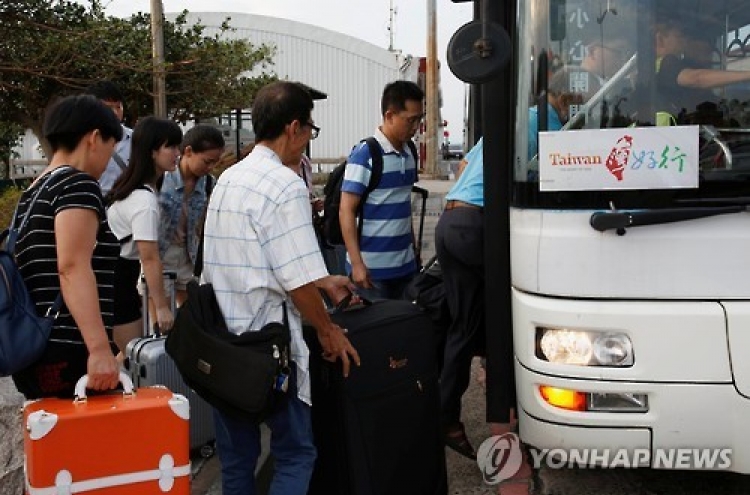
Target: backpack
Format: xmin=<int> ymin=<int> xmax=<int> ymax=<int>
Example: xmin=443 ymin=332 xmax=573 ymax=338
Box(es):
xmin=322 ymin=137 xmax=418 ymax=245
xmin=0 ymin=173 xmax=63 ymax=376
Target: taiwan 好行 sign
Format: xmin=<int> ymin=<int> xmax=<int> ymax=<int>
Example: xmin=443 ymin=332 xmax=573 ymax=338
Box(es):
xmin=539 ymin=126 xmax=699 ymax=191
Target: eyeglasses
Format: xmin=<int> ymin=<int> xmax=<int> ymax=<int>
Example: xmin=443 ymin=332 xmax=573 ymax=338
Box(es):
xmin=400 ymin=112 xmax=425 ymax=126
xmin=306 ymin=122 xmax=320 ymax=140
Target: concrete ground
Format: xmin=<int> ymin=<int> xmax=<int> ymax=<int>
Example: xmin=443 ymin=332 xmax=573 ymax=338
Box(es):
xmin=191 ymin=358 xmax=528 ymax=495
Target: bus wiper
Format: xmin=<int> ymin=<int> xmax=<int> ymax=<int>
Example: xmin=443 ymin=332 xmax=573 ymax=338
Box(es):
xmin=590 ymin=206 xmax=746 ymax=233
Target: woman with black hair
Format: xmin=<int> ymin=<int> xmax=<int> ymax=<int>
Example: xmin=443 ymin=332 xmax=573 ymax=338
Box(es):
xmin=107 ymin=116 xmax=182 ymax=352
xmin=158 ymin=125 xmax=224 ymax=305
xmin=12 ymin=95 xmax=123 ymax=398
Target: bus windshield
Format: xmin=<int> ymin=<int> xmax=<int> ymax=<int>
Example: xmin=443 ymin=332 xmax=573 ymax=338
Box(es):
xmin=515 ymin=0 xmax=750 ymax=209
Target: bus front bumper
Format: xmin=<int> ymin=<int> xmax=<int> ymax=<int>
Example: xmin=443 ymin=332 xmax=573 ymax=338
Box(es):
xmin=516 ymin=362 xmax=750 ymax=473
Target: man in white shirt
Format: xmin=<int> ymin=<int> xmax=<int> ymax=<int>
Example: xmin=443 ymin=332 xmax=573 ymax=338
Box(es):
xmin=84 ymin=81 xmax=132 ymax=195
xmin=202 ymin=81 xmax=360 ymax=495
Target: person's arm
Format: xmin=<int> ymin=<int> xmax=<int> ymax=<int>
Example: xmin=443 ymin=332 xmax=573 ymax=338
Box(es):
xmin=455 ymin=158 xmax=469 ymax=180
xmin=137 ymin=240 xmax=173 ymax=332
xmin=677 ymin=68 xmax=750 ymax=89
xmin=55 ymin=208 xmax=119 ymax=391
xmin=290 ymin=281 xmax=360 ymax=377
xmin=340 ymin=191 xmax=372 ymax=288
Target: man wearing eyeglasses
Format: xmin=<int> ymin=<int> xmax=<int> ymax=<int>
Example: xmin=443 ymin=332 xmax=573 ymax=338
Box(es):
xmin=202 ymin=81 xmax=360 ymax=495
xmin=84 ymin=80 xmax=132 ymax=195
xmin=339 ymin=80 xmax=424 ymax=300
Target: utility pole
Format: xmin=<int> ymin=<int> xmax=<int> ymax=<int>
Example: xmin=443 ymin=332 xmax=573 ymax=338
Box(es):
xmin=150 ymin=0 xmax=167 ymax=118
xmin=388 ymin=0 xmax=396 ymax=52
xmin=425 ymin=0 xmax=439 ymax=176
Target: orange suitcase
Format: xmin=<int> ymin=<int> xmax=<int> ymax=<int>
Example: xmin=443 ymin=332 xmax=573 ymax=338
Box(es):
xmin=23 ymin=372 xmax=190 ymax=495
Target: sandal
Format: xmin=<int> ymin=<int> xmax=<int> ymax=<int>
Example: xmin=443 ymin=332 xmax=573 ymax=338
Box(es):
xmin=444 ymin=423 xmax=477 ymax=460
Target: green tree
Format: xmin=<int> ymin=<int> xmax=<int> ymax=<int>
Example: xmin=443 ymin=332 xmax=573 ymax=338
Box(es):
xmin=0 ymin=0 xmax=276 ymax=160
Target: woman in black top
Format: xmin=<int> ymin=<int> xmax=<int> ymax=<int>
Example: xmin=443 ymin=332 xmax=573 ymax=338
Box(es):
xmin=12 ymin=95 xmax=123 ymax=398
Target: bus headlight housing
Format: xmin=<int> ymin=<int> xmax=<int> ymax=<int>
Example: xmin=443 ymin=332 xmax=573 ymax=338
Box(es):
xmin=537 ymin=328 xmax=633 ymax=366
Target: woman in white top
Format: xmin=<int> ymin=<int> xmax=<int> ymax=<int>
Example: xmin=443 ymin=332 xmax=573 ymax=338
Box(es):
xmin=107 ymin=116 xmax=182 ymax=353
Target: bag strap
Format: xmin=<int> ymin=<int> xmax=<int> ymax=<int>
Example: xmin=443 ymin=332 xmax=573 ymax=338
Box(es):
xmin=193 ymin=175 xmax=215 ymax=278
xmin=281 ymin=300 xmax=289 ymax=333
xmin=111 ymin=151 xmax=127 ymax=171
xmin=7 ymin=169 xmax=66 ymax=317
xmin=7 ymin=169 xmax=65 ymax=252
xmin=406 ymin=139 xmax=419 ymax=181
xmin=115 ymin=184 xmax=155 ymax=245
xmin=354 ymin=137 xmax=384 ymax=240
xmin=363 ymin=137 xmax=383 ymax=195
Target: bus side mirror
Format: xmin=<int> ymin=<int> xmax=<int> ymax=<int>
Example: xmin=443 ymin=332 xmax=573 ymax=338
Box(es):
xmin=447 ymin=20 xmax=512 ymax=84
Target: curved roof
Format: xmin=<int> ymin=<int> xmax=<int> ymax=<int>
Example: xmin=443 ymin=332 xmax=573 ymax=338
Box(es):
xmin=168 ymin=12 xmax=404 ymax=160
xmin=179 ymin=12 xmax=400 ymax=67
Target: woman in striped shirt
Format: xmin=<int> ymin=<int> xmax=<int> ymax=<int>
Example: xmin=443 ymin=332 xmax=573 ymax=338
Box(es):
xmin=12 ymin=95 xmax=123 ymax=398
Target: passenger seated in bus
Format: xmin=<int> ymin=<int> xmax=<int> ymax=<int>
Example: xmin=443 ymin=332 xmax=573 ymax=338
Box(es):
xmin=580 ymin=38 xmax=632 ymax=85
xmin=572 ymin=35 xmax=636 ymax=128
xmin=528 ymin=67 xmax=602 ymax=159
xmin=655 ymin=20 xmax=750 ymax=125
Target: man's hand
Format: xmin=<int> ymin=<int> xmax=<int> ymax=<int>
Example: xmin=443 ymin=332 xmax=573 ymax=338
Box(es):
xmin=317 ymin=275 xmax=359 ymax=308
xmin=350 ymin=261 xmax=373 ymax=289
xmin=317 ymin=324 xmax=361 ymax=377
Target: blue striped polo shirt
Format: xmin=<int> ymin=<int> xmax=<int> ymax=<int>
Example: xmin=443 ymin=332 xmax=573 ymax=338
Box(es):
xmin=341 ymin=128 xmax=418 ymax=280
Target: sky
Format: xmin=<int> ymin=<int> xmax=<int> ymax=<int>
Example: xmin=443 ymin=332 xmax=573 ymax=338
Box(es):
xmin=85 ymin=0 xmax=474 ymax=144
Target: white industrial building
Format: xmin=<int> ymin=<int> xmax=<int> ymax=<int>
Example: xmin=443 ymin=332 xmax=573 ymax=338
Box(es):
xmin=169 ymin=12 xmax=417 ymax=164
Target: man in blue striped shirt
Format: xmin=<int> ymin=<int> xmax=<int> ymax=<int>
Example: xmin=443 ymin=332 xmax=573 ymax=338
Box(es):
xmin=340 ymin=81 xmax=423 ymax=299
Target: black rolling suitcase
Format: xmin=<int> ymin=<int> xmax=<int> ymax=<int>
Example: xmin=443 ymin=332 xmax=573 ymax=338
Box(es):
xmin=306 ymin=299 xmax=447 ymax=495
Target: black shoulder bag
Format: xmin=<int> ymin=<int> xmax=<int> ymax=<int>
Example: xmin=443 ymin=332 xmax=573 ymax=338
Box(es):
xmin=165 ymin=280 xmax=291 ymax=423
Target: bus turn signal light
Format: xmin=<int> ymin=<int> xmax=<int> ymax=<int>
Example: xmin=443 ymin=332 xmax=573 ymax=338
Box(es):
xmin=539 ymin=386 xmax=587 ymax=411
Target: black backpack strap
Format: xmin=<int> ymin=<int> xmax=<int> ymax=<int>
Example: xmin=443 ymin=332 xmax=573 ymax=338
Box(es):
xmin=363 ymin=137 xmax=383 ymax=195
xmin=356 ymin=137 xmax=384 ymax=239
xmin=406 ymin=139 xmax=419 ymax=181
xmin=114 ymin=184 xmax=155 ymax=245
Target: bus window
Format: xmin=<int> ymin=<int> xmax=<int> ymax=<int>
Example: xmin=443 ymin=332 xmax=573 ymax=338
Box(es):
xmin=518 ymin=0 xmax=638 ymax=181
xmin=516 ymin=0 xmax=750 ymax=185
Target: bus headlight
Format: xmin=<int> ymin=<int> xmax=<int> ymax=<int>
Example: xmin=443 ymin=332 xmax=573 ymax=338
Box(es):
xmin=537 ymin=328 xmax=633 ymax=367
xmin=592 ymin=333 xmax=633 ymax=366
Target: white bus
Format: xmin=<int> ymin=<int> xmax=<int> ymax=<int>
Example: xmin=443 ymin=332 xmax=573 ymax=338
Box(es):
xmin=452 ymin=0 xmax=750 ymax=472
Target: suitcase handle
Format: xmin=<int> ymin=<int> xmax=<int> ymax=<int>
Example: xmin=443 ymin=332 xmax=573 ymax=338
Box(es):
xmin=331 ymin=294 xmax=373 ymax=314
xmin=73 ymin=372 xmax=134 ymax=402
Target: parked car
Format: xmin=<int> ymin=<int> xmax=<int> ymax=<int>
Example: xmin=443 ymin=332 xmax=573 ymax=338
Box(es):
xmin=442 ymin=143 xmax=464 ymax=160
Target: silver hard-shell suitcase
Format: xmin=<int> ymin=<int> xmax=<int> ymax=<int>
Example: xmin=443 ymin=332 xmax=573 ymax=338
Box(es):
xmin=124 ymin=271 xmax=216 ymax=457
